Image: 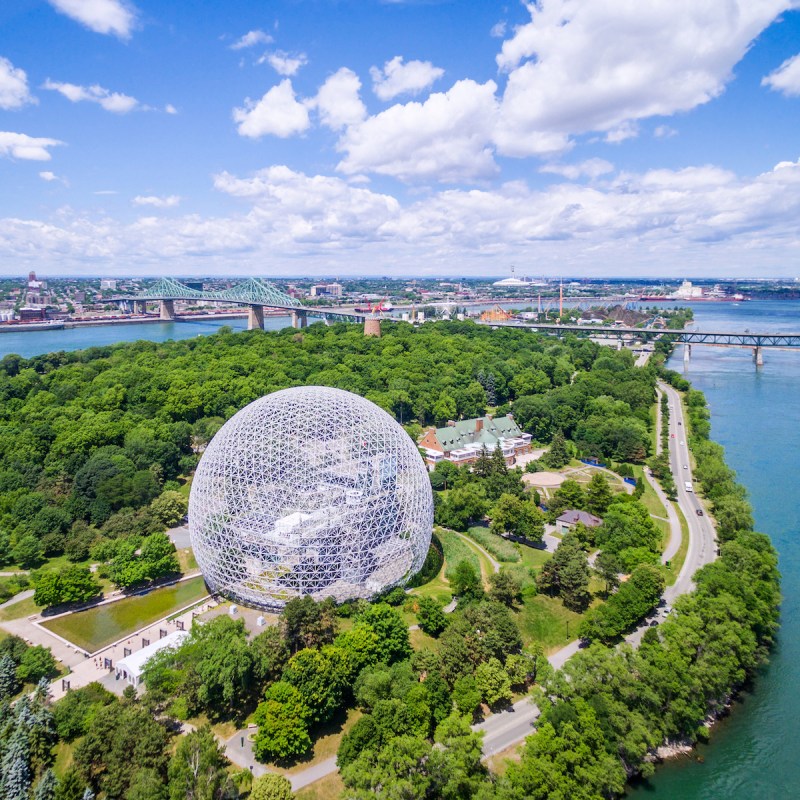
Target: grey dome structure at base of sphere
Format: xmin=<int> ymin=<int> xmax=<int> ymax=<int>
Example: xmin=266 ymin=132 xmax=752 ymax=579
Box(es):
xmin=188 ymin=386 xmax=434 ymax=610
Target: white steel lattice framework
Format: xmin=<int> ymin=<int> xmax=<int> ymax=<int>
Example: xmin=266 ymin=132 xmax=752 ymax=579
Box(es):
xmin=189 ymin=387 xmax=434 ymax=610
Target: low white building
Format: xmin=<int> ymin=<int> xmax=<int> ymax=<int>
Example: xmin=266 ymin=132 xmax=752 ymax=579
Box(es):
xmin=115 ymin=630 xmax=188 ymax=688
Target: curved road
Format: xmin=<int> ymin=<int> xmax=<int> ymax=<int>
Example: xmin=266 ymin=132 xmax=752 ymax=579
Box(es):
xmin=477 ymin=380 xmax=719 ymax=757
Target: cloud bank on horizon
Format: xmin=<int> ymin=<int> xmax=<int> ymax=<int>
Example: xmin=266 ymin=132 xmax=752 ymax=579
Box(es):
xmin=1 ymin=0 xmax=799 ymax=278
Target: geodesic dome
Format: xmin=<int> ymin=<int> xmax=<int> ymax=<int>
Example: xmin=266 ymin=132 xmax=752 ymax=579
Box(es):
xmin=189 ymin=386 xmax=433 ymax=610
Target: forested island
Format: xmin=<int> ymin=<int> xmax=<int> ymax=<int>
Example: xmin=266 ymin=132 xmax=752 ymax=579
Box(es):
xmin=0 ymin=320 xmax=779 ymax=800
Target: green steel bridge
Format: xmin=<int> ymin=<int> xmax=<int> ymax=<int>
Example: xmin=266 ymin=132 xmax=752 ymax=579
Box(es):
xmin=117 ymin=277 xmax=365 ymax=329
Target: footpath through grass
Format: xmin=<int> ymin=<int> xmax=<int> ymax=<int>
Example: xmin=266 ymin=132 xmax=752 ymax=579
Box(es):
xmin=40 ymin=576 xmax=209 ymax=652
xmin=465 ymin=525 xmax=520 ymax=562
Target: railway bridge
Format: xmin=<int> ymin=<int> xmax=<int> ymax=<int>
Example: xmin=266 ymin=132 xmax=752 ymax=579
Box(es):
xmin=480 ymin=321 xmax=800 ymax=366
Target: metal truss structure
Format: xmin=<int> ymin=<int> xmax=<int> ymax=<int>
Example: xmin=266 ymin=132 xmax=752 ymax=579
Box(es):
xmin=483 ymin=321 xmax=800 ymax=348
xmin=189 ymin=387 xmax=434 ymax=610
xmin=131 ymin=277 xmax=301 ymax=309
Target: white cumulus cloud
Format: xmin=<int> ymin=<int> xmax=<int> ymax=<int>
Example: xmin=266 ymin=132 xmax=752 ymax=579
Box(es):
xmin=0 ymin=57 xmax=35 ymax=110
xmin=762 ymin=53 xmax=800 ymax=97
xmin=43 ymin=80 xmax=139 ymax=113
xmin=310 ymin=68 xmax=366 ymax=130
xmin=541 ymin=159 xmax=614 ymax=180
xmin=493 ymin=0 xmax=793 ymax=157
xmin=370 ymin=56 xmax=444 ymax=101
xmin=133 ymin=195 xmax=180 ymax=208
xmin=233 ymin=80 xmax=311 ymax=138
xmin=4 ymin=160 xmax=800 ymax=276
xmin=48 ymin=0 xmax=136 ymax=39
xmin=230 ymin=30 xmax=273 ymax=50
xmin=260 ymin=51 xmax=308 ymax=77
xmin=337 ymin=79 xmax=499 ymax=183
xmin=0 ymin=132 xmax=63 ymax=161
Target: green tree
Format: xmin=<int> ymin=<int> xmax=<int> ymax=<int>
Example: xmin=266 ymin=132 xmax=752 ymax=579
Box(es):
xmin=167 ymin=725 xmax=232 ymax=800
xmin=489 ymin=494 xmax=545 ymax=542
xmin=282 ymin=648 xmax=343 ymax=725
xmin=594 ymin=551 xmax=623 ymax=595
xmin=496 ymin=699 xmax=626 ymax=800
xmin=416 ymin=596 xmax=448 ymax=637
xmin=12 ymin=535 xmax=45 ymax=569
xmin=357 ymin=603 xmax=411 ymax=664
xmin=488 ymin=569 xmax=522 ymax=607
xmin=537 ymin=533 xmax=591 ymax=611
xmin=474 ymin=657 xmax=512 ymax=707
xmin=33 ymin=770 xmax=58 ymax=800
xmin=450 ymin=560 xmax=484 ymax=602
xmin=0 ymin=652 xmax=19 ymax=699
xmin=452 ymin=675 xmax=482 ymax=718
xmin=33 ymin=571 xmax=63 ymax=608
xmin=150 ymin=490 xmax=189 ymax=528
xmin=250 ymin=626 xmax=290 ymax=687
xmin=280 ymin=596 xmax=337 ymax=654
xmin=544 ymin=431 xmax=570 ymax=469
xmin=73 ymin=704 xmax=169 ymax=800
xmin=249 ymin=774 xmax=293 ymax=800
xmin=585 ymin=472 xmax=614 ymax=515
xmin=16 ymin=645 xmax=58 ymax=684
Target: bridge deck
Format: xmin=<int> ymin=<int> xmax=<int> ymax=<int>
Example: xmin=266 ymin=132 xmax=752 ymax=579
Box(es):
xmin=482 ymin=321 xmax=800 ymax=347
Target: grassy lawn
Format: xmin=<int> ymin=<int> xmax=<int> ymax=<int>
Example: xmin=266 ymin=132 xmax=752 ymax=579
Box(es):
xmin=0 ymin=595 xmax=41 ymax=622
xmin=454 ymin=532 xmax=495 ymax=585
xmin=486 ymin=743 xmax=523 ymax=777
xmin=53 ymin=740 xmax=76 ymax=777
xmin=295 ymin=771 xmax=345 ymax=800
xmin=465 ymin=525 xmax=520 ymax=562
xmin=40 ymin=576 xmax=209 ymax=652
xmin=514 ymin=593 xmax=585 ymax=654
xmin=664 ymin=501 xmax=690 ymax=586
xmin=410 ymin=626 xmax=442 ymax=653
xmin=436 ymin=528 xmax=480 ymax=580
xmin=408 ymin=569 xmax=451 ymax=606
xmin=176 ymin=547 xmax=198 ymax=573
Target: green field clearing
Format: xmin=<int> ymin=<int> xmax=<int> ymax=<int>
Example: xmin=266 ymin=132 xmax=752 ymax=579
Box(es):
xmin=0 ymin=595 xmax=40 ymax=622
xmin=664 ymin=501 xmax=690 ymax=585
xmin=514 ymin=593 xmax=585 ymax=653
xmin=465 ymin=525 xmax=520 ymax=562
xmin=40 ymin=576 xmax=209 ymax=652
xmin=437 ymin=528 xmax=481 ymax=580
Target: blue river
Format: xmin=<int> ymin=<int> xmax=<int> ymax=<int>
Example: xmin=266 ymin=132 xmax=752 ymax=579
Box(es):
xmin=1 ymin=300 xmax=798 ymax=796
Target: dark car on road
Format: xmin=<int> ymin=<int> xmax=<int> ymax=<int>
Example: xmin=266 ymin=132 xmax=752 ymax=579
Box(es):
xmin=696 ymin=509 xmax=704 ymax=516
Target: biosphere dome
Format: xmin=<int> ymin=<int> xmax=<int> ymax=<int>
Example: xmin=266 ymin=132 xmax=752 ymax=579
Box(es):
xmin=189 ymin=386 xmax=434 ymax=610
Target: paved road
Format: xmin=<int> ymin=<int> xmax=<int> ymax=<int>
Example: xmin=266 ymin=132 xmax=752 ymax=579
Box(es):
xmin=660 ymin=381 xmax=717 ymax=603
xmin=0 ymin=588 xmax=33 ymax=610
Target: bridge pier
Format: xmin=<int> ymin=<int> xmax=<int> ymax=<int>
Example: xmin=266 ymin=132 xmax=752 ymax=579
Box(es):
xmin=291 ymin=310 xmax=308 ymax=329
xmin=134 ymin=300 xmax=146 ymax=315
xmin=753 ymin=346 xmax=764 ymax=367
xmin=159 ymin=299 xmax=175 ymax=321
xmin=247 ymin=305 xmax=264 ymax=330
xmin=683 ymin=343 xmax=691 ymax=366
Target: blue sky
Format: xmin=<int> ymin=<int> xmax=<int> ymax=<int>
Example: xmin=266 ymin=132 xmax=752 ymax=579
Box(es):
xmin=1 ymin=0 xmax=800 ymax=278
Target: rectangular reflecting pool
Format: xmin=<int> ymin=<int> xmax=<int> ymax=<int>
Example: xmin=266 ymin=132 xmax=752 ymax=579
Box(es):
xmin=40 ymin=576 xmax=209 ymax=652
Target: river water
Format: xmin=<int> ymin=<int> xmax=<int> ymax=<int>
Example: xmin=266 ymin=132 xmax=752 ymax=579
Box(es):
xmin=1 ymin=300 xmax=798 ymax=795
xmin=0 ymin=316 xmax=291 ymax=360
xmin=630 ymin=299 xmax=800 ymax=798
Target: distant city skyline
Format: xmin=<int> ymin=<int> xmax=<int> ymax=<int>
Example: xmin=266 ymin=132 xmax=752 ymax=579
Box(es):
xmin=1 ymin=1 xmax=799 ymax=278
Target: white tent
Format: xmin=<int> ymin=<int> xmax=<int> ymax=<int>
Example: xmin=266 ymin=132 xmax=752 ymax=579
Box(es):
xmin=115 ymin=630 xmax=188 ymax=687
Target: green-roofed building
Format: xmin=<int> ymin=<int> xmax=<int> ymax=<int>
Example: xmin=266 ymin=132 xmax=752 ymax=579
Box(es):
xmin=419 ymin=414 xmax=532 ymax=470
